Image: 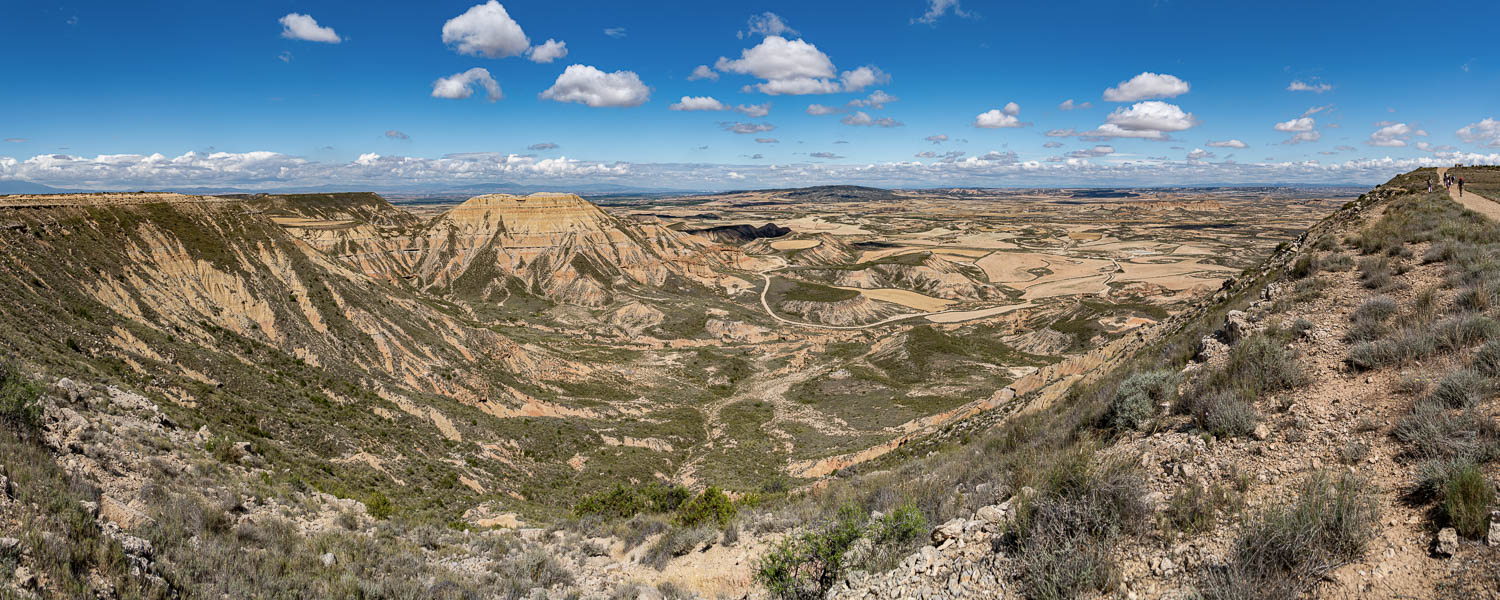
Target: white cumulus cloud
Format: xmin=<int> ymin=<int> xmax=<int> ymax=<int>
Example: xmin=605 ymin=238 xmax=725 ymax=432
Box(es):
xmin=974 ymin=104 xmax=1024 ymax=128
xmin=842 ymin=111 xmax=903 ymax=128
xmin=1288 ymin=80 xmax=1333 ymax=93
xmin=806 ymin=104 xmax=843 ymax=116
xmin=670 ymin=97 xmax=769 ymax=117
xmin=913 ymin=0 xmax=973 ymax=24
xmin=849 ymin=90 xmax=898 ymax=109
xmin=1102 ymin=72 xmax=1189 ymax=102
xmin=540 ymin=65 xmax=650 ymax=107
xmin=716 ymin=36 xmax=831 ymax=84
xmin=1096 ymin=101 xmax=1198 ymax=135
xmin=671 ymin=96 xmax=727 ymax=111
xmin=740 ymin=12 xmax=797 ymax=38
xmin=1058 ymin=99 xmax=1092 ymax=111
xmin=839 ymin=66 xmax=889 ymax=93
xmin=526 ymin=39 xmax=567 ymax=63
xmin=1068 ymin=145 xmax=1115 ymax=158
xmin=1458 ymin=118 xmax=1500 ymax=148
xmin=1273 ymin=117 xmax=1316 ymax=132
xmin=1206 ymin=139 xmax=1248 ymax=149
xmin=1367 ymin=122 xmax=1416 ymax=147
xmin=431 ymin=68 xmax=503 ymax=101
xmin=1283 ymin=131 xmax=1321 ymax=145
xmin=688 ymin=65 xmax=718 ymax=81
xmin=737 ymin=103 xmax=771 ymax=117
xmin=721 ymin=122 xmax=776 ymax=134
xmin=442 ymin=1 xmax=530 ymax=59
xmin=279 ymin=13 xmax=341 ymax=43
xmin=713 ymin=36 xmax=885 ymax=95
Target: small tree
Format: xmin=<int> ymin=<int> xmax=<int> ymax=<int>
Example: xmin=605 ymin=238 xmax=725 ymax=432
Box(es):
xmin=676 ymin=486 xmax=736 ymax=527
xmin=0 ymin=362 xmax=42 ymax=432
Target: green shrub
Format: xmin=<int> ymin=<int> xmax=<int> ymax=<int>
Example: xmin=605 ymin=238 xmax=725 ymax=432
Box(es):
xmin=1343 ymin=318 xmax=1388 ymax=344
xmin=1357 ymin=256 xmax=1393 ymax=289
xmin=1456 ymin=282 xmax=1500 ymax=313
xmin=574 ymin=483 xmax=696 ymax=521
xmin=1474 ymin=340 xmax=1500 ymax=378
xmin=1414 ymin=458 xmax=1472 ymax=501
xmin=1348 ymin=315 xmax=1499 ymax=370
xmin=1430 ymin=314 xmax=1500 ymax=352
xmin=1198 ymin=472 xmax=1377 ymax=600
xmin=1162 ymin=479 xmax=1244 ymax=536
xmin=0 ymin=362 xmax=42 ymax=432
xmin=1292 ymin=277 xmax=1328 ymax=302
xmin=1395 ymin=402 xmax=1500 ymax=461
xmin=1192 ymin=390 xmax=1259 ymax=437
xmin=1338 ymin=440 xmax=1370 ymax=465
xmin=364 ymin=491 xmax=395 ymax=519
xmin=500 ymin=549 xmax=574 ymax=589
xmin=1320 ymin=252 xmax=1354 ymax=270
xmin=1287 ymin=318 xmax=1315 ymax=339
xmin=1163 ymin=481 xmax=1217 ymax=535
xmin=1108 ymin=370 xmax=1177 ymax=431
xmin=1443 ymin=463 xmax=1494 ymax=539
xmin=1424 ymin=241 xmax=1455 ymax=263
xmin=1012 ymin=449 xmax=1148 ymax=600
xmin=644 ymin=525 xmax=717 ymax=570
xmin=1352 ymin=296 xmax=1399 ymax=323
xmin=1195 ymin=335 xmax=1309 ymax=401
xmin=755 ymin=505 xmax=865 ymax=600
xmin=573 ymin=484 xmax=648 ymax=520
xmin=1430 ymin=369 xmax=1494 ymax=409
xmin=676 ymin=486 xmax=736 ymax=528
xmin=647 ymin=484 xmax=693 ymax=513
xmin=858 ymin=502 xmax=928 ymax=571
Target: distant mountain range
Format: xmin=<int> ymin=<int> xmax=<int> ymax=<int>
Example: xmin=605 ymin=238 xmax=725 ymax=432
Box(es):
xmin=0 ymin=181 xmax=86 ymax=194
xmin=2 ymin=178 xmax=1370 ymax=198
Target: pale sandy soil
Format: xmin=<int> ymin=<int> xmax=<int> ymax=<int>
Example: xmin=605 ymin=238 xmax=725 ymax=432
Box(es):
xmin=1021 ymin=273 xmax=1113 ymax=299
xmin=974 ymin=251 xmax=1051 ymax=284
xmin=925 ymin=302 xmax=1033 ymax=323
xmin=769 ymin=238 xmax=823 ymax=250
xmin=841 ymin=287 xmax=956 ymax=311
xmin=781 ymin=216 xmax=870 ymax=235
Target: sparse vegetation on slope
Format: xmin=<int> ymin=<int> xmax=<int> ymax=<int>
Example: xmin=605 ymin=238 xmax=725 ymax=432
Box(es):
xmin=1197 ymin=472 xmax=1378 ymax=600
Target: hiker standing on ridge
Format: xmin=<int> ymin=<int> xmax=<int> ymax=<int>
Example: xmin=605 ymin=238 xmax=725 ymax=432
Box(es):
xmin=1458 ymin=177 xmax=1464 ymax=197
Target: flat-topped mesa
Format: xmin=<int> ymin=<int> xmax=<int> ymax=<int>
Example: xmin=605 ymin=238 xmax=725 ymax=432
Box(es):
xmin=0 ymin=192 xmax=230 ymax=208
xmin=446 ymin=193 xmax=614 ymax=237
xmin=416 ymin=192 xmax=717 ymax=306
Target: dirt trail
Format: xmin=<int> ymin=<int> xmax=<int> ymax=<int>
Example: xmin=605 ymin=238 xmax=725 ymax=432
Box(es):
xmin=1439 ymin=167 xmax=1500 ymax=220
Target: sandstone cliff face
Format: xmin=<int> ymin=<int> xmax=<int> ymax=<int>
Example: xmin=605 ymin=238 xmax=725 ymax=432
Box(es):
xmin=0 ymin=194 xmax=565 ymax=404
xmin=254 ymin=193 xmax=425 ymax=285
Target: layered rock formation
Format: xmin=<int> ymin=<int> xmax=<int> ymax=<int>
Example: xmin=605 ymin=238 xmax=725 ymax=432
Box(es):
xmin=254 ymin=193 xmax=425 ymax=285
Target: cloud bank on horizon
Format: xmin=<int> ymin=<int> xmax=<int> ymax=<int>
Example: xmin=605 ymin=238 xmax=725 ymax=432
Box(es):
xmin=2 ymin=0 xmax=1498 ymax=191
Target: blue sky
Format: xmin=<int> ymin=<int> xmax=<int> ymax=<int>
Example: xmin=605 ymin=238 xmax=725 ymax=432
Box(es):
xmin=2 ymin=0 xmax=1498 ymax=191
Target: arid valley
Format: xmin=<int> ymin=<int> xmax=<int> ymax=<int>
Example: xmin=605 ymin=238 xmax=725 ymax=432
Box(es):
xmin=6 ymin=1 xmax=1500 ymax=599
